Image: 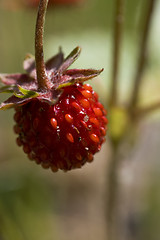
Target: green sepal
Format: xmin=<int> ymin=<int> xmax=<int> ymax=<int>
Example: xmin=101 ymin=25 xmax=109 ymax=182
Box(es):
xmin=14 ymin=85 xmax=39 ymax=99
xmin=0 ymin=85 xmax=15 ymax=93
xmin=0 ymin=96 xmax=31 ymax=110
xmin=0 ymin=102 xmax=18 ymax=110
xmin=56 ymin=81 xmax=74 ymax=89
xmin=58 ymin=46 xmax=81 ymax=73
xmin=56 ymin=68 xmax=104 ymax=90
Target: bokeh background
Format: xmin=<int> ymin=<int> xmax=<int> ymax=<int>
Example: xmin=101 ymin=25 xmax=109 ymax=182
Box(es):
xmin=0 ymin=0 xmax=160 ymax=239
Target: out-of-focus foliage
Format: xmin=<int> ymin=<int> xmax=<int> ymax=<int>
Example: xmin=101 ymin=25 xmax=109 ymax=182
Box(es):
xmin=0 ymin=163 xmax=57 ymax=240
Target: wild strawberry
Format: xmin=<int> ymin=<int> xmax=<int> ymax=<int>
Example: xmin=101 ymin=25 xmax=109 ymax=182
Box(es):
xmin=0 ymin=47 xmax=107 ymax=171
xmin=13 ymin=82 xmax=107 ymax=171
xmin=0 ymin=0 xmax=108 ymax=172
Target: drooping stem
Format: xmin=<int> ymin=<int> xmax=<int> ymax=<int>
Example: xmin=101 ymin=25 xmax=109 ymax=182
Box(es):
xmin=129 ymin=0 xmax=156 ymax=111
xmin=110 ymin=0 xmax=125 ymax=106
xmin=35 ymin=0 xmax=50 ymax=90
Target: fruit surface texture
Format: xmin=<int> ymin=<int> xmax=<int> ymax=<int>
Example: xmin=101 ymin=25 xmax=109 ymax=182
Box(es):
xmin=14 ymin=83 xmax=107 ymax=172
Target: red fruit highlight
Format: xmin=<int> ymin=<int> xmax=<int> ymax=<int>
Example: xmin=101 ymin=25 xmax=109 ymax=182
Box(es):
xmin=13 ymin=83 xmax=107 ymax=171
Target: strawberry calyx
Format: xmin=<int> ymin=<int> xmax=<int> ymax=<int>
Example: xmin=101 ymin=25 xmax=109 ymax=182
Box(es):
xmin=0 ymin=46 xmax=103 ymax=110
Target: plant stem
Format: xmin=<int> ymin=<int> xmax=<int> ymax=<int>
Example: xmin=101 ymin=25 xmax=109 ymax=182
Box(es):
xmin=106 ymin=146 xmax=120 ymax=240
xmin=134 ymin=101 xmax=160 ymax=119
xmin=129 ymin=0 xmax=156 ymax=111
xmin=106 ymin=1 xmax=125 ymax=238
xmin=35 ymin=0 xmax=50 ymax=90
xmin=110 ymin=0 xmax=125 ymax=106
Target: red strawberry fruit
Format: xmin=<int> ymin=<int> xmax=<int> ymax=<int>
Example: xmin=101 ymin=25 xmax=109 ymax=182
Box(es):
xmin=0 ymin=0 xmax=107 ymax=172
xmin=13 ymin=82 xmax=107 ymax=171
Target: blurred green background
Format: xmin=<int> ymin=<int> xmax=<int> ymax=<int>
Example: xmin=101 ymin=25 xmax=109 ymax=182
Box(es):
xmin=0 ymin=0 xmax=160 ymax=239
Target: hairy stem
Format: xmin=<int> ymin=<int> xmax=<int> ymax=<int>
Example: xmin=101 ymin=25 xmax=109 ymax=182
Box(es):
xmin=129 ymin=0 xmax=156 ymax=111
xmin=110 ymin=0 xmax=125 ymax=106
xmin=35 ymin=0 xmax=50 ymax=90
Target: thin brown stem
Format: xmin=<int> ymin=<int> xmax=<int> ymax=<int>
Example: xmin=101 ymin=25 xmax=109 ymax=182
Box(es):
xmin=129 ymin=0 xmax=156 ymax=111
xmin=110 ymin=0 xmax=125 ymax=106
xmin=35 ymin=0 xmax=50 ymax=90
